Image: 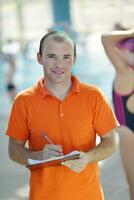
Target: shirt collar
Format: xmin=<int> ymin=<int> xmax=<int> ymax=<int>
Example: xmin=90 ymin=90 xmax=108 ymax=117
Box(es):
xmin=37 ymin=75 xmax=80 ymax=98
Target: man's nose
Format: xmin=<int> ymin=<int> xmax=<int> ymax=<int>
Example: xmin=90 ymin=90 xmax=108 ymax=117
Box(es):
xmin=54 ymin=57 xmax=63 ymax=66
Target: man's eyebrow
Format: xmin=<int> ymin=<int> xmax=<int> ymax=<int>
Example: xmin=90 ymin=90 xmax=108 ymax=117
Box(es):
xmin=46 ymin=54 xmax=72 ymax=57
xmin=46 ymin=53 xmax=56 ymax=56
xmin=64 ymin=54 xmax=72 ymax=57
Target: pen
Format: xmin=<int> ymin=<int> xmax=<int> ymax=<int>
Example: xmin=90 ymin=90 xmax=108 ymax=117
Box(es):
xmin=41 ymin=132 xmax=54 ymax=144
xmin=41 ymin=132 xmax=64 ymax=158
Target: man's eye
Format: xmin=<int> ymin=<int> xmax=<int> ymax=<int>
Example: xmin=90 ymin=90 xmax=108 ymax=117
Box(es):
xmin=48 ymin=55 xmax=55 ymax=58
xmin=64 ymin=56 xmax=71 ymax=59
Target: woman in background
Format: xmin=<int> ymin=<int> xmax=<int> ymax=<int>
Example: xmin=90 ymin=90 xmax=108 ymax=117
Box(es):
xmin=101 ymin=29 xmax=134 ymax=200
xmin=6 ymin=53 xmax=17 ymax=101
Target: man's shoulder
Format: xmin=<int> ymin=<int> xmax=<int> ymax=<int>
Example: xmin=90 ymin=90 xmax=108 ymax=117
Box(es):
xmin=15 ymin=84 xmax=38 ymax=101
xmin=79 ymin=82 xmax=102 ymax=95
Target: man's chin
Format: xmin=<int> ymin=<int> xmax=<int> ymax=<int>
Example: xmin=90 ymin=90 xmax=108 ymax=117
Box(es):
xmin=52 ymin=76 xmax=70 ymax=84
xmin=52 ymin=79 xmax=66 ymax=83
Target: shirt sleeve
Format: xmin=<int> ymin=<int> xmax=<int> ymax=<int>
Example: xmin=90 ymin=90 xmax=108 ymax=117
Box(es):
xmin=6 ymin=95 xmax=30 ymax=141
xmin=90 ymin=88 xmax=120 ymax=136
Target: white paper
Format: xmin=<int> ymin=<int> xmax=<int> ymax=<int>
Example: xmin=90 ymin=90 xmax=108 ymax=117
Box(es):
xmin=27 ymin=150 xmax=80 ymax=166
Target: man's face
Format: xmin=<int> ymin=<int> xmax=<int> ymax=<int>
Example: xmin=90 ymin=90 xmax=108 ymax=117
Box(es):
xmin=37 ymin=38 xmax=75 ymax=83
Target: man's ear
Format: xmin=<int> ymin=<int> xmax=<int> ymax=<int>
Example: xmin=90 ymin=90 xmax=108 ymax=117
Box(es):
xmin=37 ymin=52 xmax=43 ymax=65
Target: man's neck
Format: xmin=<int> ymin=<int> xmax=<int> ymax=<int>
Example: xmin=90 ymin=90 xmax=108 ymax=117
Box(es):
xmin=44 ymin=78 xmax=72 ymax=100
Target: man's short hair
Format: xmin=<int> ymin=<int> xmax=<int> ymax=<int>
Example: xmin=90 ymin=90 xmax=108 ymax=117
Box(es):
xmin=39 ymin=31 xmax=76 ymax=57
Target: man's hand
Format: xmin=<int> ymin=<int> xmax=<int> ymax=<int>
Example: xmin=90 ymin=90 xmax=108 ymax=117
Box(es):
xmin=41 ymin=144 xmax=63 ymax=160
xmin=61 ymin=151 xmax=89 ymax=173
xmin=61 ymin=131 xmax=117 ymax=173
xmin=8 ymin=138 xmax=63 ymax=165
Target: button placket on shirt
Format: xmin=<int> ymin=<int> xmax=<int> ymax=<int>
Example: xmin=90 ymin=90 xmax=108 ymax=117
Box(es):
xmin=59 ymin=102 xmax=64 ymax=117
xmin=59 ymin=94 xmax=74 ymax=118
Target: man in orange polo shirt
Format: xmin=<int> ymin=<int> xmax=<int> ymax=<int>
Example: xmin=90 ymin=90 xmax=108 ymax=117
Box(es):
xmin=6 ymin=31 xmax=119 ymax=200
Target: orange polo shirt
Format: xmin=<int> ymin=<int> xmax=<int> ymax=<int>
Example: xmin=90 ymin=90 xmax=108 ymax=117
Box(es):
xmin=6 ymin=76 xmax=119 ymax=200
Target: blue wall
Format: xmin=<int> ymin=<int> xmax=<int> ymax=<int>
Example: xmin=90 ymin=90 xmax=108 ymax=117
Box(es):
xmin=52 ymin=0 xmax=71 ymax=24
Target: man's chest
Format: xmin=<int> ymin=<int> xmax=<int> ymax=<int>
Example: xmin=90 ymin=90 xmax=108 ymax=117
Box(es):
xmin=27 ymin=99 xmax=96 ymax=152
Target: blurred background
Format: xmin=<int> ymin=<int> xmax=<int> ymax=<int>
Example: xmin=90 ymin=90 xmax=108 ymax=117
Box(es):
xmin=0 ymin=0 xmax=134 ymax=199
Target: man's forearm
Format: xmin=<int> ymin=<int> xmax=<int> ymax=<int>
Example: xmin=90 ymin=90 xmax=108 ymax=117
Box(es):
xmin=86 ymin=132 xmax=118 ymax=164
xmin=9 ymin=141 xmax=42 ymax=166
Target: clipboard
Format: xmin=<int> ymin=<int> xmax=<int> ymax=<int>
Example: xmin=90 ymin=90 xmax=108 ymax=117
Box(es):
xmin=27 ymin=150 xmax=80 ymax=170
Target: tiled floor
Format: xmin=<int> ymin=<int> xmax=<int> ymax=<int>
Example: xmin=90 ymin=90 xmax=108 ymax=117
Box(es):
xmin=101 ymin=146 xmax=130 ymax=200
